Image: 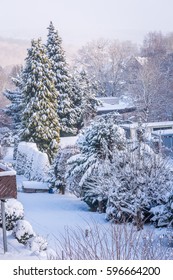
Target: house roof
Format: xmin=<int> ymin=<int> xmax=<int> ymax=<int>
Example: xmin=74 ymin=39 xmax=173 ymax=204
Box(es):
xmin=96 ymin=96 xmax=135 ymax=114
xmin=122 ymin=121 xmax=173 ymax=129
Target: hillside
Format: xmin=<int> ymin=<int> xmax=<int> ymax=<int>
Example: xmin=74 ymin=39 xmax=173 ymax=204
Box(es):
xmin=0 ymin=38 xmax=29 ymax=68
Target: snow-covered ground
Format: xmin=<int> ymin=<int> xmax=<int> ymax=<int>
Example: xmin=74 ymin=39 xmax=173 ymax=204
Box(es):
xmin=0 ymin=147 xmax=108 ymax=259
xmin=0 ymin=190 xmax=107 ymax=259
xmin=0 ymin=188 xmax=109 ymax=259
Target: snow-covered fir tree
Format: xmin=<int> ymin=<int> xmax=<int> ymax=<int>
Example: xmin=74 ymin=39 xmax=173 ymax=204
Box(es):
xmin=19 ymin=39 xmax=60 ymax=162
xmin=46 ymin=22 xmax=79 ymax=135
xmin=66 ymin=113 xmax=126 ymax=198
xmin=48 ymin=145 xmax=79 ymax=194
xmin=4 ymin=72 xmax=24 ymax=159
xmin=4 ymin=71 xmax=24 ymax=131
xmin=78 ymin=70 xmax=100 ymax=126
xmin=70 ymin=74 xmax=84 ymax=130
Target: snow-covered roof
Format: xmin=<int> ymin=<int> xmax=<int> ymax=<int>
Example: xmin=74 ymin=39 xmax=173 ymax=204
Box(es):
xmin=97 ymin=101 xmax=129 ymax=111
xmin=60 ymin=136 xmax=78 ymax=148
xmin=0 ymin=163 xmax=16 ymax=177
xmin=97 ymin=97 xmax=119 ymax=105
xmin=96 ymin=96 xmax=135 ymax=114
xmin=96 ymin=97 xmax=135 ymax=114
xmin=152 ymin=129 xmax=173 ymax=136
xmin=22 ymin=181 xmax=49 ymax=190
xmin=122 ymin=121 xmax=173 ymax=129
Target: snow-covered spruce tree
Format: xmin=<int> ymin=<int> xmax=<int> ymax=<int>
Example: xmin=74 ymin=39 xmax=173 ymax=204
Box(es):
xmin=4 ymin=72 xmax=24 ymax=159
xmin=81 ymin=158 xmax=117 ymax=212
xmin=46 ymin=22 xmax=79 ymax=135
xmin=66 ymin=113 xmax=126 ymax=201
xmin=48 ymin=145 xmax=79 ymax=194
xmin=4 ymin=70 xmax=24 ymax=132
xmin=78 ymin=70 xmax=100 ymax=126
xmin=19 ymin=39 xmax=60 ymax=162
xmin=106 ymin=142 xmax=172 ymax=228
xmin=70 ymin=74 xmax=84 ymax=130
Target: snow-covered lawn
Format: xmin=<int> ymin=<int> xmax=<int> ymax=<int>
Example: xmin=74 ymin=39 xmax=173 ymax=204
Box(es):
xmin=17 ymin=191 xmax=106 ymax=243
xmin=0 ymin=175 xmax=107 ymax=260
xmin=1 ymin=187 xmax=171 ymax=260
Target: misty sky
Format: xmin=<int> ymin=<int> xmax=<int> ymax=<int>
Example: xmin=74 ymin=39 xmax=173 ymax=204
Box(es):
xmin=0 ymin=0 xmax=173 ymax=46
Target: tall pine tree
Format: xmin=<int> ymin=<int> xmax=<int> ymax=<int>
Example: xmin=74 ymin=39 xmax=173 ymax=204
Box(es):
xmin=20 ymin=39 xmax=60 ymax=162
xmin=4 ymin=71 xmax=24 ymax=132
xmin=78 ymin=70 xmax=100 ymax=126
xmin=46 ymin=22 xmax=78 ymax=135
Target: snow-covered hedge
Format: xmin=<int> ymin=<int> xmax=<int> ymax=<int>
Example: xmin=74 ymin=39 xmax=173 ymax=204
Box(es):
xmin=0 ymin=144 xmax=7 ymax=159
xmin=13 ymin=219 xmax=35 ymax=245
xmin=16 ymin=142 xmax=50 ymax=181
xmin=0 ymin=199 xmax=24 ymax=230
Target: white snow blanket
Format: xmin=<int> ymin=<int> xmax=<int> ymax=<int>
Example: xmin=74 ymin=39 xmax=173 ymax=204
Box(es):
xmin=22 ymin=181 xmax=49 ymax=190
xmin=0 ymin=163 xmax=16 ymax=177
xmin=16 ymin=142 xmax=50 ymax=181
xmin=60 ymin=136 xmax=78 ymax=148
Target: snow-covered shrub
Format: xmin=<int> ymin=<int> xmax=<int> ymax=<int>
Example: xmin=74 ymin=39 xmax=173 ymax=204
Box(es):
xmin=0 ymin=127 xmax=11 ymax=141
xmin=163 ymin=228 xmax=173 ymax=247
xmin=150 ymin=192 xmax=173 ymax=227
xmin=66 ymin=114 xmax=173 ymax=226
xmin=0 ymin=131 xmax=14 ymax=147
xmin=106 ymin=143 xmax=172 ymax=227
xmin=48 ymin=145 xmax=79 ymax=193
xmin=66 ymin=113 xmax=126 ymax=198
xmin=16 ymin=142 xmax=50 ymax=181
xmin=27 ymin=235 xmax=48 ymax=252
xmin=13 ymin=219 xmax=35 ymax=245
xmin=0 ymin=144 xmax=7 ymax=159
xmin=13 ymin=135 xmax=20 ymax=160
xmin=0 ymin=199 xmax=24 ymax=230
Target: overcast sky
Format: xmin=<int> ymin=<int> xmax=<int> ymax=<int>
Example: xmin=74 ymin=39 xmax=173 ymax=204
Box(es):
xmin=0 ymin=0 xmax=173 ymax=46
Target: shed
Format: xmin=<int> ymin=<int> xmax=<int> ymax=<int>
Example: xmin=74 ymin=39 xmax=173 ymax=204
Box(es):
xmin=0 ymin=163 xmax=17 ymax=200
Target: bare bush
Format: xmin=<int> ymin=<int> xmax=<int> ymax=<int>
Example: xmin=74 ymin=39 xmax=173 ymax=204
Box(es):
xmin=49 ymin=221 xmax=173 ymax=260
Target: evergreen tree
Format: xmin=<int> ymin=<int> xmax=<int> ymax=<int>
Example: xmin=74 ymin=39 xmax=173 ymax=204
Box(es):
xmin=20 ymin=39 xmax=60 ymax=162
xmin=47 ymin=145 xmax=79 ymax=194
xmin=78 ymin=70 xmax=100 ymax=126
xmin=46 ymin=22 xmax=78 ymax=135
xmin=4 ymin=71 xmax=24 ymax=131
xmin=70 ymin=73 xmax=83 ymax=129
xmin=66 ymin=113 xmax=126 ymax=198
